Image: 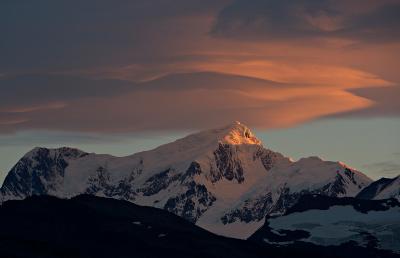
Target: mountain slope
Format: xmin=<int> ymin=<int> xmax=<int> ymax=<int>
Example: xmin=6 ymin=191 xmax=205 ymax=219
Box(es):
xmin=357 ymin=176 xmax=400 ymax=201
xmin=0 ymin=122 xmax=372 ymax=238
xmin=0 ymin=195 xmax=397 ymax=258
xmin=249 ymin=195 xmax=400 ymax=253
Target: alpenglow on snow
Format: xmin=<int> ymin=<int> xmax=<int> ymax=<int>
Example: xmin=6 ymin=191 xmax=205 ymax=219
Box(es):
xmin=0 ymin=121 xmax=373 ymax=238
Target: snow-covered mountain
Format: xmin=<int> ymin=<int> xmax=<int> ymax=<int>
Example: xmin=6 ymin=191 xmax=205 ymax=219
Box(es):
xmin=357 ymin=176 xmax=400 ymax=201
xmin=0 ymin=122 xmax=372 ymax=238
xmin=249 ymin=195 xmax=400 ymax=253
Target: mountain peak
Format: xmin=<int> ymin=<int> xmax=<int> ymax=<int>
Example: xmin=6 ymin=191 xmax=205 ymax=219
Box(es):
xmin=24 ymin=146 xmax=88 ymax=160
xmin=218 ymin=121 xmax=261 ymax=145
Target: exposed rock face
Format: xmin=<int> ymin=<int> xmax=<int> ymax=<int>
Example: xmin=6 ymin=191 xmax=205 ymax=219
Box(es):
xmin=0 ymin=122 xmax=373 ymax=238
xmin=221 ymin=192 xmax=273 ymax=224
xmin=221 ymin=169 xmax=367 ymax=225
xmin=0 ymin=147 xmax=87 ymax=199
xmin=164 ymin=181 xmax=216 ymax=223
xmin=213 ymin=143 xmax=245 ymax=183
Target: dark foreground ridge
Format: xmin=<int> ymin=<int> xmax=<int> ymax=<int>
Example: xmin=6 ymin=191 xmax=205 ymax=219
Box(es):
xmin=0 ymin=195 xmax=398 ymax=258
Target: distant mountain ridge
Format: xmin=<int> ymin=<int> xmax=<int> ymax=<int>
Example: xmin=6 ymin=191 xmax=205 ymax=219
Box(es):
xmin=0 ymin=122 xmax=374 ymax=238
xmin=357 ymin=176 xmax=400 ymax=201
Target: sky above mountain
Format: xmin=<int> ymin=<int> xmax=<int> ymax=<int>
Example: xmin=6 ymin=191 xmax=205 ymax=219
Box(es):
xmin=0 ymin=0 xmax=399 ymax=181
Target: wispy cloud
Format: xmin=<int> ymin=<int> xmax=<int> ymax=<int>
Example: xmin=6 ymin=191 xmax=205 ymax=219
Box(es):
xmin=0 ymin=70 xmax=388 ymax=133
xmin=0 ymin=0 xmax=399 ymax=133
xmin=363 ymin=161 xmax=400 ymax=177
xmin=211 ymin=0 xmax=400 ymax=43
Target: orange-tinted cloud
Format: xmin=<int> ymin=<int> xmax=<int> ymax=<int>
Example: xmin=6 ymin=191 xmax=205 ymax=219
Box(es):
xmin=0 ymin=70 xmax=388 ymax=133
xmin=0 ymin=0 xmax=399 ymax=134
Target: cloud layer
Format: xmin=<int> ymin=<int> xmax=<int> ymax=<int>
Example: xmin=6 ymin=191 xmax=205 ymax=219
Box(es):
xmin=0 ymin=0 xmax=399 ymax=133
xmin=0 ymin=71 xmax=389 ymax=133
xmin=211 ymin=0 xmax=400 ymax=42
